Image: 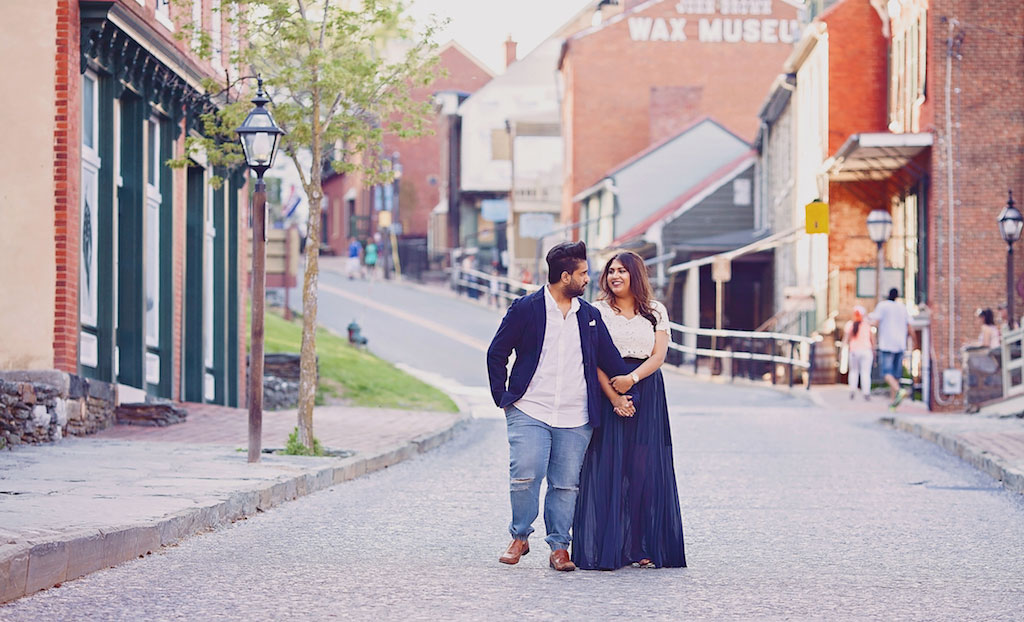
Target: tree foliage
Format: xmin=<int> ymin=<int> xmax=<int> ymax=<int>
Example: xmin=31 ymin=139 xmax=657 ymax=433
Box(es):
xmin=171 ymin=0 xmax=443 ymax=449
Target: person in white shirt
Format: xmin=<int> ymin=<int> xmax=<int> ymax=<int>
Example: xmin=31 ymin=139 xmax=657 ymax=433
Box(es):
xmin=869 ymin=288 xmax=914 ymax=409
xmin=486 ymin=241 xmax=635 ymax=571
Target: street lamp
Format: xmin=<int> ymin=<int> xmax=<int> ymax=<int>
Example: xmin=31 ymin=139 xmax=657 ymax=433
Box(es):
xmin=867 ymin=209 xmax=893 ymax=305
xmin=998 ymin=190 xmax=1023 ymax=329
xmin=235 ymin=76 xmax=285 ymax=463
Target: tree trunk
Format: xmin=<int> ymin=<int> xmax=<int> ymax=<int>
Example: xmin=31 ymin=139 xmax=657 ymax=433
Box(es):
xmin=297 ymin=189 xmax=321 ymax=450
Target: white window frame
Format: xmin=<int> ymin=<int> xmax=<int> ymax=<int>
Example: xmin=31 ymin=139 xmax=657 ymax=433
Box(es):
xmin=211 ymin=0 xmax=223 ymax=70
xmin=145 ymin=117 xmax=163 ymax=350
xmin=191 ymin=0 xmax=203 ymax=51
xmin=80 ymin=71 xmax=102 ymax=366
xmin=156 ymin=0 xmax=174 ymax=31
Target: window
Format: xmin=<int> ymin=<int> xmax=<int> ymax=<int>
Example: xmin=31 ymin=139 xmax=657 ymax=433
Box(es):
xmin=733 ymin=178 xmax=752 ymax=206
xmin=211 ymin=0 xmax=223 ymax=69
xmin=82 ymin=73 xmax=96 ymax=150
xmin=147 ymin=119 xmax=158 ymax=186
xmin=191 ymin=0 xmax=203 ymax=49
xmin=156 ymin=0 xmax=172 ymax=29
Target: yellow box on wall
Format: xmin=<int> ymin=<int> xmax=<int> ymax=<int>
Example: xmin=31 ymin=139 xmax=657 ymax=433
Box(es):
xmin=805 ymin=201 xmax=829 ymax=234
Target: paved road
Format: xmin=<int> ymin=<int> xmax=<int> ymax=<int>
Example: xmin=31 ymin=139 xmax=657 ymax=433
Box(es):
xmin=5 ymin=279 xmax=1024 ymax=620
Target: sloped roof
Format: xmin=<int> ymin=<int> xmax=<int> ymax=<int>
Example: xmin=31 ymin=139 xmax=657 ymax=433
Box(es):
xmin=575 ymin=116 xmax=748 ymax=201
xmin=612 ymin=150 xmax=757 ymax=245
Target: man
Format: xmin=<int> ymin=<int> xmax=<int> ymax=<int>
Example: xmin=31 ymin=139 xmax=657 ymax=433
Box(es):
xmin=870 ymin=288 xmax=914 ymax=409
xmin=486 ymin=241 xmax=635 ymax=572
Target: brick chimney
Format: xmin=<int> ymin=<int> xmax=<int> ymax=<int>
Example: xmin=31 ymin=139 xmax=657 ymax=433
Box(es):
xmin=504 ymin=35 xmax=518 ymax=68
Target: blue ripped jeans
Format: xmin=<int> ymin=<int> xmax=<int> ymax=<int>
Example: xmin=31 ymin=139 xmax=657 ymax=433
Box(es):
xmin=505 ymin=405 xmax=592 ymax=551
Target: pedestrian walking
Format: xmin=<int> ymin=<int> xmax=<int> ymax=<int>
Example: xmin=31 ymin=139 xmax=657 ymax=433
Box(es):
xmin=572 ymin=250 xmax=687 ymax=571
xmin=842 ymin=305 xmax=874 ymax=401
xmin=346 ymin=237 xmax=362 ymax=280
xmin=364 ymin=237 xmax=378 ymax=281
xmin=489 ymin=266 xmax=501 ymax=307
xmin=869 ymin=288 xmax=914 ymax=409
xmin=486 ymin=241 xmax=636 ymax=572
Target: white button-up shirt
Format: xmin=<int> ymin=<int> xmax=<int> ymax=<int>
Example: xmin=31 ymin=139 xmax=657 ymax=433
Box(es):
xmin=515 ymin=286 xmax=588 ymax=428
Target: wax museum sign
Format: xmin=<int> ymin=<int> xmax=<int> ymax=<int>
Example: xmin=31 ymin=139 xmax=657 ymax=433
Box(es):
xmin=627 ymin=0 xmax=801 ymax=44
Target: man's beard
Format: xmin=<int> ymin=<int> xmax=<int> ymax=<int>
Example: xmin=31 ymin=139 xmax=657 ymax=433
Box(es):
xmin=566 ymin=278 xmax=587 ymax=298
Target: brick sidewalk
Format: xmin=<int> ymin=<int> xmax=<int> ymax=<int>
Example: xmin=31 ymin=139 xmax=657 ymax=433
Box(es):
xmin=0 ymin=404 xmax=465 ymax=602
xmin=97 ymin=402 xmax=459 ymax=454
xmin=809 ymin=383 xmax=1024 ymax=494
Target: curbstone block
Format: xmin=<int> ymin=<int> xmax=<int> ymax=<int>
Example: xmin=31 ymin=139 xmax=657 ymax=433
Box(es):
xmin=25 ymin=541 xmax=68 ymax=595
xmin=64 ymin=531 xmax=105 ymax=581
xmin=0 ymin=545 xmax=30 ymax=602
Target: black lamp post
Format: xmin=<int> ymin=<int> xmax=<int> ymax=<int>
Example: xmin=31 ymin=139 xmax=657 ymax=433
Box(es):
xmin=235 ymin=77 xmax=284 ymax=463
xmin=998 ymin=190 xmax=1023 ymax=330
xmin=867 ymin=209 xmax=893 ymax=305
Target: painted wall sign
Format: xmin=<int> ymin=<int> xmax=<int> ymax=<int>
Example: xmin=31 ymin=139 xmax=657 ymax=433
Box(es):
xmin=628 ymin=0 xmax=799 ymax=44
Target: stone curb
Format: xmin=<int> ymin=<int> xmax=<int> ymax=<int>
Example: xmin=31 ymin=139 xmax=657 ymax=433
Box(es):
xmin=0 ymin=415 xmax=469 ymax=604
xmin=884 ymin=416 xmax=1024 ymax=495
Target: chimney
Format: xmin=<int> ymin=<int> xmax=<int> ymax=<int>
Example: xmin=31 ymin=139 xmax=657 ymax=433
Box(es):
xmin=504 ymin=35 xmax=518 ymax=68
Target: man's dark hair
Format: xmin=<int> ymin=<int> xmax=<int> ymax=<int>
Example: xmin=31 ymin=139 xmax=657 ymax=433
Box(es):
xmin=546 ymin=241 xmax=588 ymax=284
xmin=888 ymin=288 xmax=899 ymax=301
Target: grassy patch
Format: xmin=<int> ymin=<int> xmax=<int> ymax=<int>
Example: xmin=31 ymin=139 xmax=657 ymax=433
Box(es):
xmin=259 ymin=306 xmax=458 ymax=413
xmin=283 ymin=427 xmax=325 ymax=456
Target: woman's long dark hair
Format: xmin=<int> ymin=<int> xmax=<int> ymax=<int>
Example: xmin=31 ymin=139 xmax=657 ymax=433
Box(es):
xmin=980 ymin=308 xmax=995 ymax=326
xmin=599 ymin=251 xmax=658 ymax=329
xmin=852 ymin=319 xmax=862 ymax=338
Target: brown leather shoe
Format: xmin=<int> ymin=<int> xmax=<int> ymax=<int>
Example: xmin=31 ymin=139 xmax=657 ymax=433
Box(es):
xmin=549 ymin=549 xmax=576 ymax=571
xmin=499 ymin=539 xmax=530 ymax=565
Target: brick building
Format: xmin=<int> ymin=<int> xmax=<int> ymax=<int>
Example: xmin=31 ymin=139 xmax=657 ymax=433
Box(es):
xmin=321 ymin=41 xmax=493 ymax=263
xmin=0 ymin=1 xmax=249 ymax=426
xmin=558 ymin=0 xmax=802 ymax=232
xmin=755 ymin=0 xmax=1024 ymax=409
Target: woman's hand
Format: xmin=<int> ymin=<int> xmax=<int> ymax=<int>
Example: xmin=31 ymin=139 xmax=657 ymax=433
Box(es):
xmin=610 ymin=374 xmax=635 ymax=394
xmin=612 ymin=394 xmax=635 ymax=418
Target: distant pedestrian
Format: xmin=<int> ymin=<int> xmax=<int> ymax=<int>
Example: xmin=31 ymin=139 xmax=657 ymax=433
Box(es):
xmin=842 ymin=305 xmax=874 ymax=401
xmin=869 ymin=288 xmax=914 ymax=409
xmin=974 ymin=308 xmax=1000 ymax=349
xmin=364 ymin=238 xmax=378 ymax=281
xmin=489 ymin=267 xmax=501 ymax=307
xmin=346 ymin=237 xmax=362 ymax=280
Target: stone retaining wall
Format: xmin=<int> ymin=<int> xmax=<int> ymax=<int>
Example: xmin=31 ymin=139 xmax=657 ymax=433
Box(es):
xmin=0 ymin=371 xmax=116 ymax=448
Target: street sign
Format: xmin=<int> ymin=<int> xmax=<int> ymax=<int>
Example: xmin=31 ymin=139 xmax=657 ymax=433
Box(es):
xmin=805 ymin=201 xmax=829 ymax=234
xmin=378 ymin=210 xmax=392 ymax=228
xmin=712 ymin=256 xmax=731 ymax=282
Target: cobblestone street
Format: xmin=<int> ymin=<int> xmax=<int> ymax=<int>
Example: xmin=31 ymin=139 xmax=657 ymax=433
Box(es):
xmin=4 ymin=373 xmax=1023 ymax=620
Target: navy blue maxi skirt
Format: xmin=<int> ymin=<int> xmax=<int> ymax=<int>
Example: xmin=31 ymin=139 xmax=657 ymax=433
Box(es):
xmin=571 ymin=359 xmax=686 ymax=570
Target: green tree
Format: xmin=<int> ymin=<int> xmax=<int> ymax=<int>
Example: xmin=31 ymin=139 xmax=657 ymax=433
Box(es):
xmin=172 ymin=0 xmax=442 ymax=450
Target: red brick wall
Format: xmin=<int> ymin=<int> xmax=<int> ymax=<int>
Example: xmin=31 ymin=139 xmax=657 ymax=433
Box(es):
xmin=822 ymin=0 xmax=889 ymax=155
xmin=53 ymin=0 xmax=81 ymax=373
xmin=560 ymin=0 xmax=800 ymax=225
xmin=380 ymin=45 xmax=492 ymax=238
xmin=924 ymin=0 xmax=1024 ymax=409
xmin=822 ymin=0 xmax=890 ymax=323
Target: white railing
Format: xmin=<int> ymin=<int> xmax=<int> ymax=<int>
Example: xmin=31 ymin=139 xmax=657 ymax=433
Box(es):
xmin=450 ymin=267 xmax=540 ymax=304
xmin=666 ymin=321 xmax=819 ymax=388
xmin=1001 ymin=326 xmax=1024 ymax=398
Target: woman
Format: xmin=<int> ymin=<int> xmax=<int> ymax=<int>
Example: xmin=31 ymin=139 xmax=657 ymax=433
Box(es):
xmin=975 ymin=308 xmax=1000 ymax=349
xmin=571 ymin=251 xmax=686 ymax=570
xmin=364 ymin=237 xmax=378 ymax=281
xmin=842 ymin=305 xmax=874 ymax=401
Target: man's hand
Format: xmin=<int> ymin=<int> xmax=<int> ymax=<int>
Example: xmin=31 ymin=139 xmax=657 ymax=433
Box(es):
xmin=612 ymin=394 xmax=635 ymax=418
xmin=610 ymin=375 xmax=636 ymax=394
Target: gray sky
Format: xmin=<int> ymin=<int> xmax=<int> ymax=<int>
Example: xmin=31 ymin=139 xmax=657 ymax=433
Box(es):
xmin=407 ymin=0 xmax=592 ymax=74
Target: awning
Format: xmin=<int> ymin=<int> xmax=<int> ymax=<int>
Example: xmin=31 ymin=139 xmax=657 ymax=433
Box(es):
xmin=826 ymin=132 xmax=932 ymax=182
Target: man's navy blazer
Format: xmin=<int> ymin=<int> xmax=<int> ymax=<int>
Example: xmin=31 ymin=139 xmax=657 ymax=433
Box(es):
xmin=486 ymin=287 xmax=632 ymax=429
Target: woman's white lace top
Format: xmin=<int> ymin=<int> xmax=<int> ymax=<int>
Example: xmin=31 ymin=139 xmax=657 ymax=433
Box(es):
xmin=594 ymin=299 xmax=669 ymax=359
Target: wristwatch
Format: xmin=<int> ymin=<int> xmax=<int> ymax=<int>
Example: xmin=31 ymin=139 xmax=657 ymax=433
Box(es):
xmin=630 ymin=372 xmax=640 ymax=384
